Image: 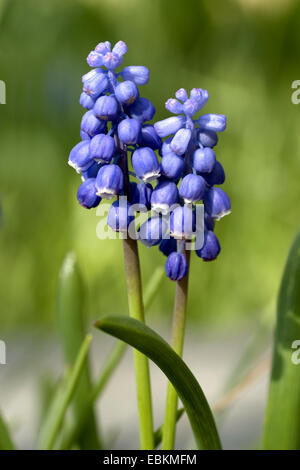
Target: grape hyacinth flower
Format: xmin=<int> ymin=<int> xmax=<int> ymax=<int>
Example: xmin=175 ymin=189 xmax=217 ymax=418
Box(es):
xmin=68 ymin=39 xmax=231 ymax=451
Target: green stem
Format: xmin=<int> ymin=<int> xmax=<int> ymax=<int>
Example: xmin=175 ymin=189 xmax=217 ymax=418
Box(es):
xmin=162 ymin=246 xmax=190 ymax=450
xmin=123 ymin=236 xmax=154 ymax=450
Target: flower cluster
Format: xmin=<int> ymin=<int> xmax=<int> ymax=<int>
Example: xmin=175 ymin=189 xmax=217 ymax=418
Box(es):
xmin=153 ymin=87 xmax=231 ymax=276
xmin=68 ymin=40 xmax=231 ymax=282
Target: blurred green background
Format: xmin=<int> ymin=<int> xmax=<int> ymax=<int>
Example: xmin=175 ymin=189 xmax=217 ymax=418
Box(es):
xmin=0 ymin=0 xmax=300 ymax=331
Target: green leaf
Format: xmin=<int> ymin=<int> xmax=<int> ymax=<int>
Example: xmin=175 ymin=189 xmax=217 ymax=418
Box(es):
xmin=94 ymin=315 xmax=222 ymax=450
xmin=57 ymin=252 xmax=100 ymax=449
xmin=38 ymin=334 xmax=92 ymax=450
xmin=263 ymin=230 xmax=300 ymax=449
xmin=0 ymin=411 xmax=15 ymax=450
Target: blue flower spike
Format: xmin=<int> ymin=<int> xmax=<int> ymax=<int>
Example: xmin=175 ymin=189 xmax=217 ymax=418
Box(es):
xmin=69 ymin=39 xmax=230 ymax=280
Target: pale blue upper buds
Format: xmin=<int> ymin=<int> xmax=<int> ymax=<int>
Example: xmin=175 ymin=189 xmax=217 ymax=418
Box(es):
xmin=170 ymin=128 xmax=191 ymax=155
xmin=165 ymin=99 xmax=183 ymax=114
xmin=121 ymin=66 xmax=150 ymax=85
xmin=198 ymin=114 xmax=227 ymax=132
xmin=175 ymin=88 xmax=188 ymax=102
xmin=154 ymin=116 xmax=186 ymax=138
xmin=82 ymin=69 xmax=108 ymax=98
xmin=95 ymin=164 xmax=124 ymax=199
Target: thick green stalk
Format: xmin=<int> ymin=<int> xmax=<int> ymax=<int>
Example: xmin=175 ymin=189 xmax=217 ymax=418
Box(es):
xmin=162 ymin=247 xmax=190 ymax=450
xmin=123 ymin=236 xmax=154 ymax=450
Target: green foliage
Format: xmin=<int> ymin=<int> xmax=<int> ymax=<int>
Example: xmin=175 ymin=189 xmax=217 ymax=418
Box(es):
xmin=95 ymin=315 xmax=222 ymax=450
xmin=263 ymin=230 xmax=300 ymax=450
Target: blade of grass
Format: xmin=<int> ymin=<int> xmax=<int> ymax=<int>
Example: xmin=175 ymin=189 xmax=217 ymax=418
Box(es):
xmin=38 ymin=334 xmax=92 ymax=450
xmin=263 ymin=230 xmax=300 ymax=449
xmin=0 ymin=411 xmax=14 ymax=450
xmin=94 ymin=315 xmax=222 ymax=450
xmin=154 ymin=408 xmax=184 ymax=449
xmin=57 ymin=253 xmax=100 ymax=449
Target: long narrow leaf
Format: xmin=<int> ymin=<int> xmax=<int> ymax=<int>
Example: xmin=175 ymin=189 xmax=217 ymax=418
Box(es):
xmin=263 ymin=230 xmax=300 ymax=449
xmin=38 ymin=334 xmax=92 ymax=450
xmin=94 ymin=315 xmax=221 ymax=450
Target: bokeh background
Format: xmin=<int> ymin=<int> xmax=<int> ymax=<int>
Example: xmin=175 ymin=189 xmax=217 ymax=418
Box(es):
xmin=0 ymin=0 xmax=300 ymax=449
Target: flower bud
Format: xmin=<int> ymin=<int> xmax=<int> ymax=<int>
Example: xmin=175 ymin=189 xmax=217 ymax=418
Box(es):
xmin=190 ymin=88 xmax=209 ymax=109
xmin=198 ymin=114 xmax=227 ymax=132
xmin=83 ymin=70 xmax=108 ymax=98
xmin=107 ymin=199 xmax=134 ymax=232
xmin=198 ymin=129 xmax=218 ymax=148
xmin=103 ymin=52 xmax=123 ymax=70
xmin=179 ymin=174 xmax=206 ymax=203
xmin=115 ymin=80 xmax=139 ymax=105
xmin=201 ymin=161 xmax=225 ymax=186
xmin=95 ymin=164 xmax=124 ymax=199
xmin=112 ymin=40 xmax=128 ymax=57
xmin=138 ymin=125 xmax=162 ymax=150
xmin=183 ymin=99 xmax=199 ymax=116
xmin=93 ymin=95 xmax=119 ymax=121
xmin=196 ymin=230 xmax=220 ymax=261
xmin=131 ymin=182 xmax=152 ymax=211
xmin=165 ymin=252 xmax=188 ymax=281
xmin=90 ymin=133 xmax=115 ymax=163
xmin=127 ymin=97 xmax=155 ymax=123
xmin=165 ymin=99 xmax=183 ymax=114
xmin=81 ymin=110 xmax=107 ymax=137
xmin=68 ymin=141 xmax=93 ymax=173
xmin=138 ymin=216 xmax=168 ymax=247
xmin=95 ymin=41 xmax=111 ymax=54
xmin=77 ymin=178 xmax=101 ymax=209
xmin=170 ymin=206 xmax=195 ymax=239
xmin=151 ymin=181 xmax=178 ymax=215
xmin=132 ymin=147 xmax=160 ymax=182
xmin=175 ymin=88 xmax=188 ymax=102
xmin=121 ymin=66 xmax=149 ymax=85
xmin=87 ymin=51 xmax=104 ymax=67
xmin=193 ymin=147 xmax=216 ymax=173
xmin=79 ymin=92 xmax=95 ymax=110
xmin=159 ymin=238 xmax=177 ymax=257
xmin=170 ymin=128 xmax=191 ymax=155
xmin=204 ymin=187 xmax=231 ymax=220
xmin=154 ymin=116 xmax=185 ymax=138
xmin=118 ymin=118 xmax=141 ymax=145
xmin=160 ymin=153 xmax=184 ymax=180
